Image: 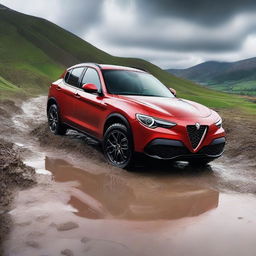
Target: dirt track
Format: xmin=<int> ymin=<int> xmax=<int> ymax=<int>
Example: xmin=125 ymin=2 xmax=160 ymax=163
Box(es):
xmin=0 ymin=96 xmax=256 ymax=256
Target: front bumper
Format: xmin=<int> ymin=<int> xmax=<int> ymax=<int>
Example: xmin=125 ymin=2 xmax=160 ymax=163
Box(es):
xmin=144 ymin=137 xmax=225 ymax=160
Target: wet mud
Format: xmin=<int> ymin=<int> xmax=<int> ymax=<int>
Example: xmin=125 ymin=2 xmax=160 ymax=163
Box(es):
xmin=0 ymin=96 xmax=256 ymax=256
xmin=0 ymin=139 xmax=36 ymax=255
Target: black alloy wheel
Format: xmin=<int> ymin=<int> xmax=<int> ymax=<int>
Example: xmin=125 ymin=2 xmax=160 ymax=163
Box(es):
xmin=103 ymin=123 xmax=133 ymax=168
xmin=47 ymin=104 xmax=67 ymax=135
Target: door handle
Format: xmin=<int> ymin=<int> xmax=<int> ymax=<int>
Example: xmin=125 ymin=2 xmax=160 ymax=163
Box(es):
xmin=56 ymin=85 xmax=62 ymax=91
xmin=74 ymin=93 xmax=81 ymax=99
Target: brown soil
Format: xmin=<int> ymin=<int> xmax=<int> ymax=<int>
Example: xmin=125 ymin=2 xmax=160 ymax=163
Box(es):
xmin=31 ymin=123 xmax=106 ymax=164
xmin=220 ymin=110 xmax=256 ymax=163
xmin=0 ymin=139 xmax=36 ymax=254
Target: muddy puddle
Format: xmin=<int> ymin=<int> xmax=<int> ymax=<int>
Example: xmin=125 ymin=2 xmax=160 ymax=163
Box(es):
xmin=46 ymin=157 xmax=220 ymax=220
xmin=4 ymin=156 xmax=256 ymax=256
xmin=2 ymin=96 xmax=256 ymax=256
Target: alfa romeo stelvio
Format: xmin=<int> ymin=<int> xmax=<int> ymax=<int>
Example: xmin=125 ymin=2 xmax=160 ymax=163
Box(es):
xmin=47 ymin=63 xmax=225 ymax=168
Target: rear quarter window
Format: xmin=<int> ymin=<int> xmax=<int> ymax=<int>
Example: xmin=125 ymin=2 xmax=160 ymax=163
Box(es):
xmin=65 ymin=67 xmax=84 ymax=87
xmin=64 ymin=70 xmax=71 ymax=83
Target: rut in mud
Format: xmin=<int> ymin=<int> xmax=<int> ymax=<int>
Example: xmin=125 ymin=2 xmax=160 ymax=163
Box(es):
xmin=0 ymin=96 xmax=256 ymax=256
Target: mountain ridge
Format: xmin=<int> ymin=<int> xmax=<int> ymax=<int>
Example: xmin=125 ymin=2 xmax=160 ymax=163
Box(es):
xmin=167 ymin=57 xmax=256 ymax=95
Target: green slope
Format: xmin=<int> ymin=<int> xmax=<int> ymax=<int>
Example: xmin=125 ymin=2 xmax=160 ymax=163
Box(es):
xmin=0 ymin=7 xmax=255 ymax=113
xmin=207 ymin=80 xmax=256 ymax=96
xmin=168 ymin=59 xmax=256 ymax=96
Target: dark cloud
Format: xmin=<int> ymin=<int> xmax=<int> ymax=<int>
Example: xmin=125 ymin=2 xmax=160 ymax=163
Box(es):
xmin=56 ymin=0 xmax=103 ymax=34
xmin=100 ymin=13 xmax=256 ymax=54
xmin=104 ymin=32 xmax=241 ymax=52
xmin=135 ymin=0 xmax=256 ymax=26
xmin=1 ymin=0 xmax=256 ymax=68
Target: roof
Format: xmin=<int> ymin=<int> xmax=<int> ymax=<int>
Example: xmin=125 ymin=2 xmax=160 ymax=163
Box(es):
xmin=99 ymin=64 xmax=146 ymax=72
xmin=69 ymin=63 xmax=147 ymax=73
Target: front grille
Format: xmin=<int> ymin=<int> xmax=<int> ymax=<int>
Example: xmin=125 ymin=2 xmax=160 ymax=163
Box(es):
xmin=187 ymin=125 xmax=208 ymax=149
xmin=199 ymin=143 xmax=225 ymax=156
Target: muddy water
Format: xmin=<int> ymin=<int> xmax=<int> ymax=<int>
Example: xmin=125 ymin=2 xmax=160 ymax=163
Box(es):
xmin=5 ymin=156 xmax=256 ymax=256
xmin=46 ymin=157 xmax=220 ymax=220
xmin=3 ymin=96 xmax=256 ymax=256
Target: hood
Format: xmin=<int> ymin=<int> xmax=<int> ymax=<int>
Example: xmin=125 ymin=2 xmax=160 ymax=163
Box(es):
xmin=120 ymin=96 xmax=212 ymax=118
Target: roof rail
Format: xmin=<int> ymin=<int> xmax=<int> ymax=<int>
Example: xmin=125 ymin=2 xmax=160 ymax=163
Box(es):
xmin=91 ymin=63 xmax=101 ymax=68
xmin=72 ymin=62 xmax=101 ymax=68
xmin=67 ymin=63 xmax=101 ymax=71
xmin=83 ymin=62 xmax=101 ymax=68
xmin=131 ymin=66 xmax=148 ymax=72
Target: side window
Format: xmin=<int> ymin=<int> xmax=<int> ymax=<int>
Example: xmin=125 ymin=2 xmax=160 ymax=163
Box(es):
xmin=64 ymin=70 xmax=71 ymax=83
xmin=66 ymin=67 xmax=84 ymax=87
xmin=81 ymin=68 xmax=101 ymax=90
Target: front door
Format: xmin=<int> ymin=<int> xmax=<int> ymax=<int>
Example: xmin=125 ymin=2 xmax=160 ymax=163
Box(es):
xmin=73 ymin=67 xmax=107 ymax=138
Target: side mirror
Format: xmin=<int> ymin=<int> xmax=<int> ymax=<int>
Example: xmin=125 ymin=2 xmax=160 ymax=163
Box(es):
xmin=82 ymin=83 xmax=98 ymax=93
xmin=169 ymin=87 xmax=176 ymax=97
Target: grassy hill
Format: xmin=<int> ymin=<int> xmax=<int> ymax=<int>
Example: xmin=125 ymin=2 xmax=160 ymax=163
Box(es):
xmin=167 ymin=58 xmax=256 ymax=96
xmin=0 ymin=5 xmax=256 ymax=113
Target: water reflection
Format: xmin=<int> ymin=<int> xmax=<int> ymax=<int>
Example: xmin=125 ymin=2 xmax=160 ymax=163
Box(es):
xmin=45 ymin=157 xmax=219 ymax=220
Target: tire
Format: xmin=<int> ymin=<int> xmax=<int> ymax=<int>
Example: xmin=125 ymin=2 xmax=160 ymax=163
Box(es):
xmin=189 ymin=158 xmax=213 ymax=167
xmin=47 ymin=104 xmax=67 ymax=135
xmin=103 ymin=123 xmax=133 ymax=169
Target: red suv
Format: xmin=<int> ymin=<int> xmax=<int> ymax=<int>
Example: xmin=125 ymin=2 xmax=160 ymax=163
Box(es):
xmin=47 ymin=63 xmax=225 ymax=168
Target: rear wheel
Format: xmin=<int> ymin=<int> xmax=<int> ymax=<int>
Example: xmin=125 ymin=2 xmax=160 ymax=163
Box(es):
xmin=103 ymin=123 xmax=133 ymax=169
xmin=47 ymin=104 xmax=67 ymax=135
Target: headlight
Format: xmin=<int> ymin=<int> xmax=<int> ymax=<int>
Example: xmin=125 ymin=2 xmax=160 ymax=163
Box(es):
xmin=136 ymin=114 xmax=176 ymax=129
xmin=215 ymin=118 xmax=222 ymax=128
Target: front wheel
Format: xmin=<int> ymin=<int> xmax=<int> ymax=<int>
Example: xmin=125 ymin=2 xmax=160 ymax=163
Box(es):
xmin=47 ymin=104 xmax=67 ymax=135
xmin=103 ymin=123 xmax=133 ymax=169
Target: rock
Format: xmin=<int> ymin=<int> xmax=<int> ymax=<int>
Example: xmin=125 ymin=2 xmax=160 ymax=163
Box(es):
xmin=61 ymin=249 xmax=74 ymax=256
xmin=27 ymin=231 xmax=44 ymax=238
xmin=16 ymin=221 xmax=32 ymax=227
xmin=81 ymin=236 xmax=90 ymax=244
xmin=36 ymin=214 xmax=49 ymax=222
xmin=55 ymin=221 xmax=79 ymax=231
xmin=26 ymin=240 xmax=40 ymax=248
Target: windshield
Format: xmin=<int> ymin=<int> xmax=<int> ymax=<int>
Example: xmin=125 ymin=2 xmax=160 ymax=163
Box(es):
xmin=102 ymin=70 xmax=174 ymax=98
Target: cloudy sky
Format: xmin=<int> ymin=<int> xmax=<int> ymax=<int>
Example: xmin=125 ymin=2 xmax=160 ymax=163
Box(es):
xmin=1 ymin=0 xmax=256 ymax=68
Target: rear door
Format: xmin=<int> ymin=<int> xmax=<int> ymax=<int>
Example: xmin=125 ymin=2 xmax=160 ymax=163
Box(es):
xmin=58 ymin=67 xmax=85 ymax=124
xmin=72 ymin=67 xmax=107 ymax=138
